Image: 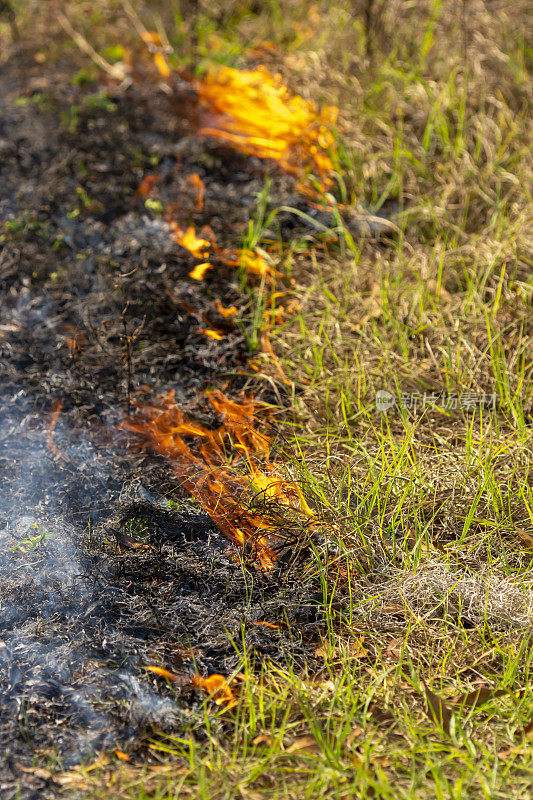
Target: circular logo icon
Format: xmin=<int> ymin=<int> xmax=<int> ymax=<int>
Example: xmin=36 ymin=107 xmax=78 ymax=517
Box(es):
xmin=375 ymin=390 xmax=395 ymax=412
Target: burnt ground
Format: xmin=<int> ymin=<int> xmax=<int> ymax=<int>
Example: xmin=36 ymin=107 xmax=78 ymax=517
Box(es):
xmin=0 ymin=46 xmax=325 ymax=799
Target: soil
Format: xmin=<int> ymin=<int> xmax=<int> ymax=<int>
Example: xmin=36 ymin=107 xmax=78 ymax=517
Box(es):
xmin=0 ymin=43 xmax=322 ymax=799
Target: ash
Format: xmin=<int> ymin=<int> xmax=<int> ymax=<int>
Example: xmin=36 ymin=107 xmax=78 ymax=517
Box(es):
xmin=0 ymin=53 xmax=321 ymax=799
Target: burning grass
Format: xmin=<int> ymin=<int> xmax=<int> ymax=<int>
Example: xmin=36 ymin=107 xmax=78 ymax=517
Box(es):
xmin=196 ymin=65 xmax=338 ymax=191
xmin=2 ymin=0 xmax=532 ymax=798
xmin=124 ymin=389 xmax=314 ymax=569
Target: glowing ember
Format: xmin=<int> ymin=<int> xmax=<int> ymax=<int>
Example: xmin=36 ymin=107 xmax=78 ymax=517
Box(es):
xmin=189 ymin=262 xmax=213 ymax=280
xmin=192 ymin=674 xmax=236 ymax=707
xmin=215 ymin=299 xmax=237 ymax=317
xmin=196 ymin=65 xmax=338 ymax=190
xmin=124 ymin=390 xmax=313 ymax=569
xmin=184 ymin=173 xmax=205 ymax=212
xmin=153 ymin=51 xmax=171 ymax=78
xmin=133 ymin=174 xmax=160 ymax=198
xmin=223 ymin=249 xmax=280 ymax=278
xmin=170 ymin=223 xmax=211 ymax=258
xmin=200 ymin=328 xmax=224 ymax=340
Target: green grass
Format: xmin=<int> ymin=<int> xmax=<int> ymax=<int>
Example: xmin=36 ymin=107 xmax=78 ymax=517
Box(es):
xmin=3 ymin=0 xmax=532 ymax=797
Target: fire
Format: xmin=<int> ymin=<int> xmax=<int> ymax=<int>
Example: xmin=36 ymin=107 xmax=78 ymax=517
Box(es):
xmin=183 ymin=173 xmax=205 ymax=212
xmin=46 ymin=400 xmax=72 ymax=463
xmin=189 ymin=262 xmax=212 ymax=280
xmin=223 ymin=249 xmax=280 ymax=278
xmin=200 ymin=329 xmax=224 ymax=340
xmin=146 ymin=666 xmax=237 ymax=708
xmin=153 ymin=51 xmax=171 ymax=78
xmin=170 ymin=223 xmax=211 ymax=259
xmin=138 ymin=33 xmax=338 ymax=191
xmin=123 ymin=390 xmax=313 ymax=569
xmin=192 ymin=674 xmax=236 ymax=707
xmin=133 ymin=174 xmax=160 ymax=198
xmin=167 ymin=211 xmax=279 ymax=280
xmin=215 ymin=300 xmax=237 ymax=317
xmin=196 ymin=65 xmax=337 ymax=190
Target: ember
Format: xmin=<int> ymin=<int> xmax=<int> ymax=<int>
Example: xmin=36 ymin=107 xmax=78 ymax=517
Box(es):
xmin=170 ymin=222 xmax=211 ymax=259
xmin=189 ymin=261 xmax=213 ymax=280
xmin=167 ymin=212 xmax=278 ymax=280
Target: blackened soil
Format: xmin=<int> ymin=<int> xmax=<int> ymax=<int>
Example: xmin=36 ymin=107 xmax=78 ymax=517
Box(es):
xmin=0 ymin=44 xmax=320 ymax=799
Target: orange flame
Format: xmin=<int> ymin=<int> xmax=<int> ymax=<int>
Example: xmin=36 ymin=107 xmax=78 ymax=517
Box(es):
xmin=192 ymin=674 xmax=236 ymax=707
xmin=133 ymin=174 xmax=160 ymax=198
xmin=141 ymin=31 xmax=162 ymax=47
xmin=222 ymin=249 xmax=280 ymax=278
xmin=189 ymin=262 xmax=212 ymax=280
xmin=196 ymin=65 xmax=337 ymax=190
xmin=215 ymin=300 xmax=237 ymax=317
xmin=123 ymin=390 xmax=313 ymax=568
xmin=170 ymin=223 xmax=211 ymax=259
xmin=47 ymin=400 xmax=71 ymax=463
xmin=146 ymin=665 xmax=237 ymax=707
xmin=167 ymin=210 xmax=279 ymax=280
xmin=200 ymin=328 xmax=224 ymax=340
xmin=153 ymin=52 xmax=171 ymax=78
xmin=184 ymin=173 xmax=205 ymax=212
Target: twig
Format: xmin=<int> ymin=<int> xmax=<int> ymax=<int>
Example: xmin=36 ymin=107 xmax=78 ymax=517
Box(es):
xmin=56 ymin=10 xmax=129 ymax=81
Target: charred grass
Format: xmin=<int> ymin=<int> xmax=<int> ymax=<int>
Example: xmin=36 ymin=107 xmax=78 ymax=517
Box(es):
xmin=2 ymin=0 xmax=533 ymax=798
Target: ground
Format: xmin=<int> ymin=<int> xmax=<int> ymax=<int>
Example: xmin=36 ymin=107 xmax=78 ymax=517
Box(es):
xmin=0 ymin=1 xmax=532 ymax=799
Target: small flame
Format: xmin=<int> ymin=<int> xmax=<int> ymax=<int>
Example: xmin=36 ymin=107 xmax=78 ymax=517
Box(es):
xmin=223 ymin=249 xmax=280 ymax=278
xmin=47 ymin=400 xmax=71 ymax=463
xmin=124 ymin=390 xmax=313 ymax=569
xmin=170 ymin=223 xmax=211 ymax=258
xmin=167 ymin=211 xmax=279 ymax=280
xmin=141 ymin=31 xmax=162 ymax=47
xmin=184 ymin=173 xmax=205 ymax=212
xmin=200 ymin=329 xmax=224 ymax=340
xmin=196 ymin=66 xmax=337 ymax=190
xmin=153 ymin=52 xmax=171 ymax=78
xmin=133 ymin=174 xmax=160 ymax=198
xmin=189 ymin=262 xmax=212 ymax=280
xmin=146 ymin=665 xmax=237 ymax=707
xmin=215 ymin=300 xmax=237 ymax=317
xmin=192 ymin=674 xmax=236 ymax=707
xmin=145 ymin=666 xmax=181 ymax=682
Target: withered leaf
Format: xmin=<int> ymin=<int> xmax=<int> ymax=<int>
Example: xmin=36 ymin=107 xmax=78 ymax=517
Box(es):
xmin=518 ymin=717 xmax=533 ymax=740
xmin=424 ymin=682 xmax=452 ymax=735
xmin=451 ymin=687 xmax=508 ymax=709
xmin=348 ymin=752 xmax=390 ymax=768
xmin=516 ymin=529 xmax=533 ymax=549
xmin=286 ymin=735 xmax=321 ymax=754
xmin=16 ymin=764 xmax=53 ymax=780
xmin=252 ymin=733 xmax=273 ymax=747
